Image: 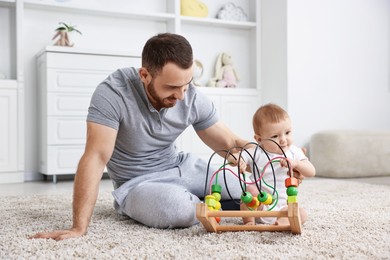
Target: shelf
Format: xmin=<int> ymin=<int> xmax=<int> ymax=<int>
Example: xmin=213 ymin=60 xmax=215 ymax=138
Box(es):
xmin=0 ymin=0 xmax=15 ymax=7
xmin=36 ymin=46 xmax=140 ymax=59
xmin=24 ymin=0 xmax=175 ymax=22
xmin=180 ymin=16 xmax=256 ymax=29
xmin=197 ymin=87 xmax=259 ymax=95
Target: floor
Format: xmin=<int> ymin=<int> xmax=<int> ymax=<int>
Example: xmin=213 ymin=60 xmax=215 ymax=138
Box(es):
xmin=0 ymin=178 xmax=114 ymax=196
xmin=0 ymin=176 xmax=390 ymax=196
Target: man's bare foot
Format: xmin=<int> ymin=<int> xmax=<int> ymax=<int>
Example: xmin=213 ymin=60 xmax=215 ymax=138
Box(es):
xmin=244 ymin=221 xmax=255 ymax=225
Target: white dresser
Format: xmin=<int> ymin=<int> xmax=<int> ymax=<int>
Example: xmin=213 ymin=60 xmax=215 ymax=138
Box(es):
xmin=37 ymin=46 xmax=260 ymax=183
xmin=36 ymin=46 xmax=141 ymax=183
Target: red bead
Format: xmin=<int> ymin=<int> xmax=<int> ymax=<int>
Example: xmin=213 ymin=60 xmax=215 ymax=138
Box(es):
xmin=285 ymin=177 xmax=299 ymax=187
xmin=247 ymin=197 xmax=259 ymax=208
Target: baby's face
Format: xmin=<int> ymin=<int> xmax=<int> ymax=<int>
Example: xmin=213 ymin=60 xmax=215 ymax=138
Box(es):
xmin=256 ymin=118 xmax=293 ymax=154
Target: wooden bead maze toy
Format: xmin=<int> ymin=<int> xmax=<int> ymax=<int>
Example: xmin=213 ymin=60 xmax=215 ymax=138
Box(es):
xmin=196 ymin=141 xmax=303 ymax=235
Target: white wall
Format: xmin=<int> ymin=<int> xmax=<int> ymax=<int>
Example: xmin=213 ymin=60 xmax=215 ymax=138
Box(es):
xmin=262 ymin=0 xmax=390 ymax=149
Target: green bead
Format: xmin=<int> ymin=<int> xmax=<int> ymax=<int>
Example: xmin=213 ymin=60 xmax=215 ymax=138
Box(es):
xmin=211 ymin=184 xmax=222 ymax=194
xmin=241 ymin=192 xmax=253 ymax=204
xmin=286 ymin=186 xmax=298 ymax=196
xmin=258 ymin=191 xmax=268 ymax=202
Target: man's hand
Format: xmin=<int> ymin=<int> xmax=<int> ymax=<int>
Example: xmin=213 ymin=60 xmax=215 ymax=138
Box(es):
xmin=29 ymin=227 xmax=86 ymax=241
xmin=228 ymin=153 xmax=247 ymax=173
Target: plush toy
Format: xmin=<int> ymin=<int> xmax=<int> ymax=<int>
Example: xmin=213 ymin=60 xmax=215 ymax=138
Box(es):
xmin=208 ymin=52 xmax=239 ymax=88
xmin=181 ymin=0 xmax=208 ymax=18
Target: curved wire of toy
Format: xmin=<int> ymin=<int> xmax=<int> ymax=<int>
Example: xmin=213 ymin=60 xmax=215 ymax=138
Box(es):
xmin=263 ymin=138 xmax=292 ymax=176
xmin=222 ymin=146 xmax=246 ymax=196
xmin=203 ymin=149 xmax=238 ymax=201
xmin=260 ymin=174 xmax=279 ymax=211
xmin=239 ymin=142 xmax=276 ymax=195
xmin=208 ymin=156 xmax=286 ymax=193
xmin=209 ymin=156 xmax=284 ymax=194
xmin=203 ymin=140 xmax=292 ymax=208
xmin=207 ymin=157 xmax=284 ymax=211
xmin=221 ymin=146 xmax=265 ymax=203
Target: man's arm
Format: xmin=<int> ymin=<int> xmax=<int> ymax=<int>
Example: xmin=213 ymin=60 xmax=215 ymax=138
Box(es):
xmin=196 ymin=121 xmax=251 ymax=166
xmin=30 ymin=122 xmax=117 ymax=241
xmin=197 ymin=121 xmax=249 ymax=152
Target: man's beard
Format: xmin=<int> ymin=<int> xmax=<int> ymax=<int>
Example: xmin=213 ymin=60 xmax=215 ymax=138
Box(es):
xmin=146 ymin=81 xmax=176 ymax=109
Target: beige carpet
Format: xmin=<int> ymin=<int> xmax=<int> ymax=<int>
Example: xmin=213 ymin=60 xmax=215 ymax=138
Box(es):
xmin=1 ymin=178 xmax=390 ymax=259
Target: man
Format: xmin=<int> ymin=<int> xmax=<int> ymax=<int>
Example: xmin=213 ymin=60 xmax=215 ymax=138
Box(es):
xmin=31 ymin=33 xmax=249 ymax=240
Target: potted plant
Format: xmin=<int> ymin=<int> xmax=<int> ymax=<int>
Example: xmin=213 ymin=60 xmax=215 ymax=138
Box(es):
xmin=52 ymin=22 xmax=82 ymax=47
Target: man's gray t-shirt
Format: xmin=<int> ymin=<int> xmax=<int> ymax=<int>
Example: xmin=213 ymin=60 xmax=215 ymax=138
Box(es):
xmin=87 ymin=67 xmax=218 ymax=183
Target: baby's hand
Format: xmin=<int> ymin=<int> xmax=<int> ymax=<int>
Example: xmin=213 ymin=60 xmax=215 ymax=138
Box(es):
xmin=280 ymin=158 xmax=297 ymax=169
xmin=292 ymin=170 xmax=304 ymax=183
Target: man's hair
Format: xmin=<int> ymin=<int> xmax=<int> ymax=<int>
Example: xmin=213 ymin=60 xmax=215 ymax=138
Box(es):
xmin=142 ymin=33 xmax=193 ymax=76
xmin=253 ymin=103 xmax=289 ymax=134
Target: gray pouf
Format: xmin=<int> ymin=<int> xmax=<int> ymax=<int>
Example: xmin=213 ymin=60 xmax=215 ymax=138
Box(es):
xmin=310 ymin=130 xmax=390 ymax=178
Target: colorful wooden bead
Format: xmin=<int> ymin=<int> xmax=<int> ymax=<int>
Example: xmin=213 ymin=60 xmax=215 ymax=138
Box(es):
xmin=212 ymin=184 xmax=222 ymax=194
xmin=287 ymin=195 xmax=298 ymax=203
xmin=258 ymin=191 xmax=274 ymax=205
xmin=241 ymin=191 xmax=253 ymax=204
xmin=286 ymin=186 xmax=298 ymax=196
xmin=246 ymin=197 xmax=260 ymax=208
xmin=214 ymin=200 xmax=221 ymax=210
xmin=285 ymin=177 xmax=299 ymax=187
xmin=211 ymin=192 xmax=221 ymax=202
xmin=205 ymin=195 xmax=217 ymax=208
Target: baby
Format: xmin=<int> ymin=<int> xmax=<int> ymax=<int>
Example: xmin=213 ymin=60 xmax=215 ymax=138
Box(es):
xmin=239 ymin=103 xmax=316 ymax=225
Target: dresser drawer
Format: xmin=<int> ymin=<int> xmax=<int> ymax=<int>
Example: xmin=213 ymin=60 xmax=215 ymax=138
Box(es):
xmin=46 ymin=69 xmax=109 ymax=93
xmin=45 ymin=145 xmax=84 ymax=175
xmin=47 ymin=92 xmax=91 ymax=116
xmin=47 ymin=117 xmax=87 ymax=145
xmin=42 ymin=146 xmax=107 ymax=175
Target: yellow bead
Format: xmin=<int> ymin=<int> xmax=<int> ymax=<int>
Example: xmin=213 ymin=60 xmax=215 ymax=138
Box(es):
xmin=247 ymin=197 xmax=260 ymax=208
xmin=214 ymin=201 xmax=221 ymax=210
xmin=287 ymin=195 xmax=298 ymax=203
xmin=212 ymin=192 xmax=221 ymax=202
xmin=205 ymin=195 xmax=217 ymax=208
xmin=263 ymin=194 xmax=273 ymax=205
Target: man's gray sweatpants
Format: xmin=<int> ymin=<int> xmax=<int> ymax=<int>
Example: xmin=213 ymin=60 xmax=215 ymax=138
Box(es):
xmin=111 ymin=153 xmax=242 ymax=229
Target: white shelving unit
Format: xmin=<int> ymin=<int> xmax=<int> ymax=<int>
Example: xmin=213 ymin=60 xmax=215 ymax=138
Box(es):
xmin=3 ymin=0 xmax=261 ymax=182
xmin=23 ymin=0 xmax=260 ymax=89
xmin=0 ymin=0 xmax=24 ymax=183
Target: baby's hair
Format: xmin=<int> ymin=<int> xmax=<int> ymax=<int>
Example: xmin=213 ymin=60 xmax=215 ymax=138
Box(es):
xmin=252 ymin=103 xmax=289 ymax=134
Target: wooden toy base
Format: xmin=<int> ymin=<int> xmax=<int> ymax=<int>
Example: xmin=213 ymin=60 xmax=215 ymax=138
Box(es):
xmin=196 ymin=202 xmax=302 ymax=234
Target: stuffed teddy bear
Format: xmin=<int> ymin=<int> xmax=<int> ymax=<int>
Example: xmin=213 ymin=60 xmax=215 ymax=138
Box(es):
xmin=208 ymin=52 xmax=239 ymax=88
